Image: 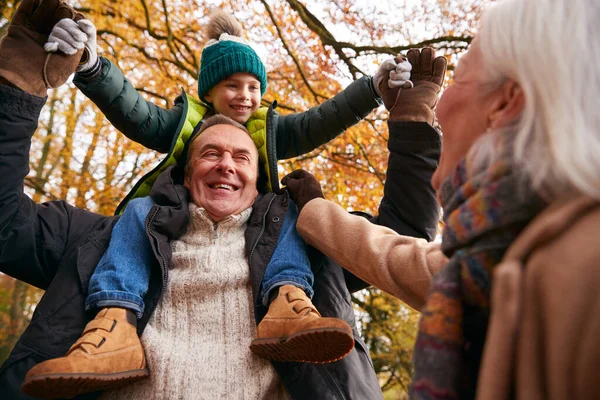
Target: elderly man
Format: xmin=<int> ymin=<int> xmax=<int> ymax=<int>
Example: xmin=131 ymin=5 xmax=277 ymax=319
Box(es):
xmin=0 ymin=1 xmax=442 ymax=399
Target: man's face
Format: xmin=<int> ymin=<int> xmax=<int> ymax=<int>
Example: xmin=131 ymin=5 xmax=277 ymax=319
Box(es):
xmin=184 ymin=124 xmax=259 ymax=221
xmin=204 ymin=73 xmax=262 ymax=124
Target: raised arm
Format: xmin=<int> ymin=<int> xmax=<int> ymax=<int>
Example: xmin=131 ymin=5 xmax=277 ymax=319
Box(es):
xmin=297 ymin=198 xmax=446 ymax=310
xmin=74 ymin=56 xmax=182 ymax=153
xmin=372 ymin=48 xmax=447 ymax=240
xmin=41 ymin=18 xmax=185 ymax=153
xmin=0 ymin=3 xmax=108 ymax=290
xmin=275 ymin=75 xmax=381 ymax=159
xmin=373 ymin=120 xmax=441 ymax=240
xmin=0 ymin=86 xmax=112 ymax=291
xmin=0 ymin=86 xmax=56 ymax=289
xmin=275 ymin=59 xmax=414 ymax=160
xmin=284 ymin=49 xmax=448 ymax=301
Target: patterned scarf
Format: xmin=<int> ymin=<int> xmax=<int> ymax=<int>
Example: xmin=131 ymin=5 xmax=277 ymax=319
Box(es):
xmin=410 ymin=156 xmax=545 ymax=399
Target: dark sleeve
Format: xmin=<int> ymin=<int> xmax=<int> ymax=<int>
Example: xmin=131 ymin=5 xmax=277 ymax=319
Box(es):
xmin=0 ymin=85 xmax=107 ymax=290
xmin=372 ymin=121 xmax=441 ymax=241
xmin=275 ymin=76 xmax=381 ymax=160
xmin=73 ymin=57 xmax=183 ymax=153
xmin=345 ymin=121 xmax=441 ymax=292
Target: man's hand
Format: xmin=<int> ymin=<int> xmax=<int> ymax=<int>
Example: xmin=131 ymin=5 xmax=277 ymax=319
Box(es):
xmin=0 ymin=0 xmax=85 ymax=97
xmin=372 ymin=58 xmax=412 ymax=98
xmin=45 ymin=18 xmax=98 ymax=73
xmin=281 ymin=170 xmax=324 ymax=212
xmin=381 ymin=48 xmax=447 ymax=125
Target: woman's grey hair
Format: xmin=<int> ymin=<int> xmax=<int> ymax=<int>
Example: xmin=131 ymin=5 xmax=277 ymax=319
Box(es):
xmin=469 ymin=0 xmax=600 ymax=200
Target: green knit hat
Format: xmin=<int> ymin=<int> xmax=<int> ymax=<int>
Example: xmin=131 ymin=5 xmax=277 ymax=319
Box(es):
xmin=198 ymin=34 xmax=267 ymax=100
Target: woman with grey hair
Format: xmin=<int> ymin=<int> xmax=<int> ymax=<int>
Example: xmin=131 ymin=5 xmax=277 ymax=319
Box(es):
xmin=283 ymin=0 xmax=600 ymax=398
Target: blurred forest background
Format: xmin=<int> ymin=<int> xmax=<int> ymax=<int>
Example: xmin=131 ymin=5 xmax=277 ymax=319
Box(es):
xmin=0 ymin=0 xmax=484 ymax=397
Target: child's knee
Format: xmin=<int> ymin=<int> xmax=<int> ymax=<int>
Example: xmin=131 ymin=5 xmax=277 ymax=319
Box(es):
xmin=127 ymin=197 xmax=155 ymax=217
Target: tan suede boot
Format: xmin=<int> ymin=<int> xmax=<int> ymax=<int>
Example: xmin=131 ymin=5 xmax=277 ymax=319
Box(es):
xmin=250 ymin=285 xmax=355 ymax=363
xmin=21 ymin=308 xmax=149 ymax=399
xmin=0 ymin=0 xmax=85 ymax=97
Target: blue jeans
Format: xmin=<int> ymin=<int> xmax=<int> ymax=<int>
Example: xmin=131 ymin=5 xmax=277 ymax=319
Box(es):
xmin=86 ymin=196 xmax=314 ymax=318
xmin=86 ymin=197 xmax=155 ymax=318
xmin=259 ymin=199 xmax=314 ymax=306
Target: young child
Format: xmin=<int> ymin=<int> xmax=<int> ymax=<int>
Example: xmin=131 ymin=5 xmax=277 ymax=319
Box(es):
xmin=24 ymin=10 xmax=410 ymax=396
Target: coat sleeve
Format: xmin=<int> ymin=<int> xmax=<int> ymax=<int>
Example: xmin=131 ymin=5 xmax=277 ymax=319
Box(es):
xmin=297 ymin=198 xmax=447 ymax=310
xmin=372 ymin=121 xmax=441 ymax=241
xmin=275 ymin=76 xmax=381 ymax=160
xmin=343 ymin=121 xmax=441 ymax=292
xmin=0 ymin=85 xmax=107 ymax=290
xmin=73 ymin=57 xmax=183 ymax=154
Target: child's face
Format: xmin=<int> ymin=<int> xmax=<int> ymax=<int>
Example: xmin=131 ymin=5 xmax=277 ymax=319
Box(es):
xmin=204 ymin=73 xmax=262 ymax=125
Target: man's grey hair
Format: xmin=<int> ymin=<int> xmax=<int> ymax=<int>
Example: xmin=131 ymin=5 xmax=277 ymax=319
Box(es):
xmin=468 ymin=0 xmax=600 ymax=201
xmin=198 ymin=114 xmax=249 ymax=136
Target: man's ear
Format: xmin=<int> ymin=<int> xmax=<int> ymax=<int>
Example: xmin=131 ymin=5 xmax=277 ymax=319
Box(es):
xmin=488 ymin=80 xmax=524 ymax=129
xmin=183 ymin=171 xmax=191 ymax=189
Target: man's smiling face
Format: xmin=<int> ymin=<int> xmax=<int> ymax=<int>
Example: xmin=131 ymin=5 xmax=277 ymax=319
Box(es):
xmin=184 ymin=124 xmax=259 ymax=221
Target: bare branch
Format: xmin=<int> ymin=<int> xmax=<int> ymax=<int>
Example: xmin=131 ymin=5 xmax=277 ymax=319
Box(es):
xmin=282 ymin=0 xmax=471 ymax=77
xmin=283 ymin=0 xmax=364 ymax=78
xmin=98 ymin=29 xmax=197 ymax=77
xmin=319 ymin=36 xmax=472 ymax=56
xmin=24 ymin=177 xmax=59 ymax=201
xmin=347 ymin=134 xmax=385 ymax=185
xmin=258 ymin=0 xmax=328 ymax=103
xmin=79 ymin=5 xmax=198 ymax=74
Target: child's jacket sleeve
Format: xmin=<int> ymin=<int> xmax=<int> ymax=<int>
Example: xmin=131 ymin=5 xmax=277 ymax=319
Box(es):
xmin=275 ymin=75 xmax=380 ymax=160
xmin=74 ymin=57 xmax=182 ymax=154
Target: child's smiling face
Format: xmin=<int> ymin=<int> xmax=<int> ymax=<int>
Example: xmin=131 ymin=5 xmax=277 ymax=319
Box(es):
xmin=204 ymin=73 xmax=262 ymax=124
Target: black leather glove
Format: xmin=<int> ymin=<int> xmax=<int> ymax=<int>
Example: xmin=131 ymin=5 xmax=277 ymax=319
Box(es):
xmin=281 ymin=170 xmax=324 ymax=212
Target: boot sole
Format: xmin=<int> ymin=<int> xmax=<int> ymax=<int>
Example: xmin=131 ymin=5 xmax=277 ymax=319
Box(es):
xmin=249 ymin=327 xmax=354 ymax=363
xmin=21 ymin=368 xmax=150 ymax=399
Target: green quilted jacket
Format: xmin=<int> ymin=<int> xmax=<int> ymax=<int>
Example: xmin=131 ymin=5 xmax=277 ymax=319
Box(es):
xmin=74 ymin=57 xmax=381 ymax=214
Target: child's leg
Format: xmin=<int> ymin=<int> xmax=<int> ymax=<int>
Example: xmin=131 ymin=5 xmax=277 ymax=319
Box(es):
xmin=22 ymin=197 xmax=154 ymax=398
xmin=259 ymin=199 xmax=314 ymax=306
xmin=86 ymin=196 xmax=155 ymax=318
xmin=251 ymin=200 xmax=354 ymax=364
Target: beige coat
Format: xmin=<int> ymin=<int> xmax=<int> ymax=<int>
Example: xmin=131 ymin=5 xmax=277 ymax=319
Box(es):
xmin=297 ymin=196 xmax=600 ymax=399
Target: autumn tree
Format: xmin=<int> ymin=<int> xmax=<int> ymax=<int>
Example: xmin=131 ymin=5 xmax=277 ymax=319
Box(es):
xmin=0 ymin=0 xmax=484 ymax=395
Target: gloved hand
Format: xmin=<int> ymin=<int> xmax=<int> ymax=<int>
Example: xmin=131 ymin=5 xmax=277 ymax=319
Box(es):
xmin=381 ymin=48 xmax=447 ymax=125
xmin=372 ymin=58 xmax=412 ymax=97
xmin=45 ymin=18 xmax=98 ymax=73
xmin=281 ymin=170 xmax=324 ymax=212
xmin=0 ymin=0 xmax=85 ymax=97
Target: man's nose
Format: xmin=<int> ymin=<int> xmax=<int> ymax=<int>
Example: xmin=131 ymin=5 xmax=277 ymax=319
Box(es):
xmin=216 ymin=154 xmax=235 ymax=173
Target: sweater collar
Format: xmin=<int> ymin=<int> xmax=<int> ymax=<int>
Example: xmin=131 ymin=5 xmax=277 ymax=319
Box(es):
xmin=187 ymin=203 xmax=252 ymax=233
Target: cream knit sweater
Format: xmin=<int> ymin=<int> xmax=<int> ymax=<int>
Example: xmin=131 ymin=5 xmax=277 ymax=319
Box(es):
xmin=101 ymin=204 xmax=288 ymax=399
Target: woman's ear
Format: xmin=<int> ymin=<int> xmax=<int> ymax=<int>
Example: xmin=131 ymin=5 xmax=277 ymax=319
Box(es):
xmin=488 ymin=80 xmax=525 ymax=129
